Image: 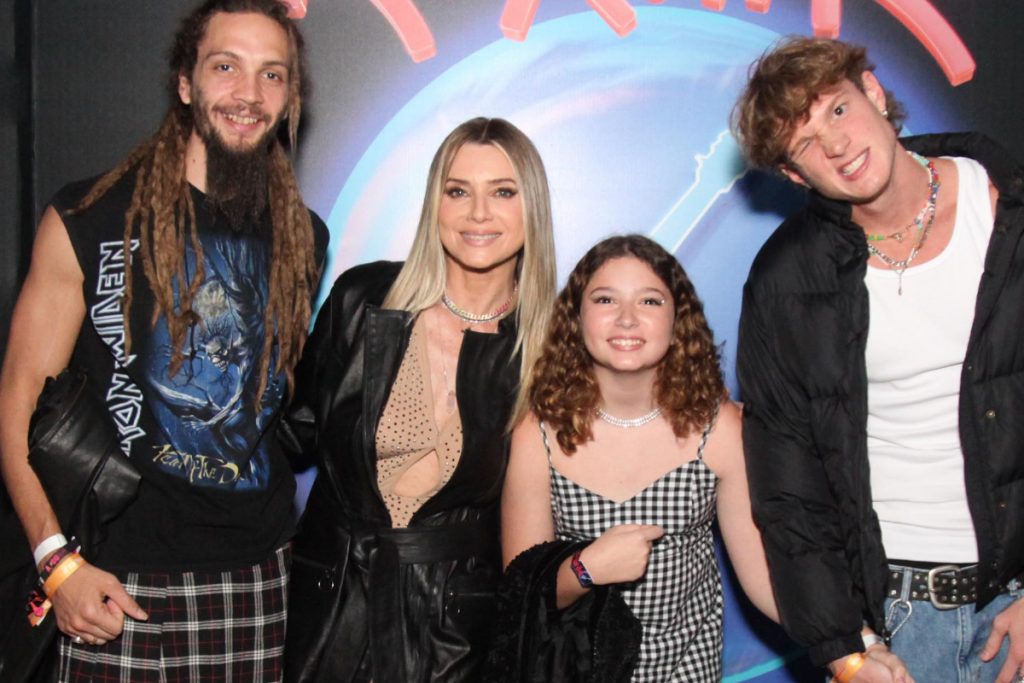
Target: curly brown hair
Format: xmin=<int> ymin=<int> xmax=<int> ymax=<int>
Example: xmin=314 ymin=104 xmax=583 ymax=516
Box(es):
xmin=73 ymin=0 xmax=318 ymax=405
xmin=732 ymin=35 xmax=906 ymax=169
xmin=528 ymin=235 xmax=724 ymax=454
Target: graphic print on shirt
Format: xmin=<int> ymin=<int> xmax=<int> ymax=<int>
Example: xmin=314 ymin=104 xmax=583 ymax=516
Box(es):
xmin=128 ymin=231 xmax=282 ymax=491
xmin=92 ymin=239 xmax=146 ymax=455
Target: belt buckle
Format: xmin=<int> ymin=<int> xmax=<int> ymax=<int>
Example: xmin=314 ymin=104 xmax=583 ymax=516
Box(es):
xmin=926 ymin=564 xmax=962 ymax=610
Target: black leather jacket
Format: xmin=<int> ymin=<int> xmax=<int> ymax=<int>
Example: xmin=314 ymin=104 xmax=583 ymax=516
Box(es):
xmin=738 ymin=133 xmax=1024 ymax=666
xmin=282 ymin=261 xmax=521 ymax=683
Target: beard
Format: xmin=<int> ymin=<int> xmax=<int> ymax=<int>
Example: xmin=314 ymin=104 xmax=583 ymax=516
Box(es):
xmin=191 ymin=87 xmax=282 ymax=233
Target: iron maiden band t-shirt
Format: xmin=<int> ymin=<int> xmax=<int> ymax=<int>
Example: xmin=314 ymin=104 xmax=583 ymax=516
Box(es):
xmin=52 ymin=170 xmax=327 ymax=571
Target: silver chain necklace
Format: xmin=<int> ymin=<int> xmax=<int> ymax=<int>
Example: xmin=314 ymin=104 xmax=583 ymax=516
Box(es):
xmin=596 ymin=407 xmax=662 ymax=428
xmin=441 ymin=283 xmax=517 ymax=325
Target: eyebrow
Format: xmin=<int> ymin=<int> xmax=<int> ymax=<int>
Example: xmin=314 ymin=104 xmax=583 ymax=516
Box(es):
xmin=445 ymin=177 xmax=518 ymax=185
xmin=588 ymin=286 xmax=667 ymax=296
xmin=203 ymin=50 xmax=290 ymax=72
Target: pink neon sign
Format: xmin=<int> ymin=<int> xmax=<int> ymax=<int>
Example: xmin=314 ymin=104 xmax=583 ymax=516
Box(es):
xmin=288 ymin=0 xmax=975 ymax=85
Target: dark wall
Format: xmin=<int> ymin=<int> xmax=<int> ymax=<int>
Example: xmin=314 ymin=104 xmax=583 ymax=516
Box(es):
xmin=0 ymin=0 xmax=30 ymax=364
xmin=2 ymin=0 xmax=1024 ymax=354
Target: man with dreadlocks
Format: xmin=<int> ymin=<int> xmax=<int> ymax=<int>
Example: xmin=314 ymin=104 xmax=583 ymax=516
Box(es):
xmin=0 ymin=0 xmax=327 ymax=680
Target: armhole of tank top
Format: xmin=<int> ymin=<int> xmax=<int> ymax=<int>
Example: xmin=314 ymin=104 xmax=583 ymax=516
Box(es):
xmin=538 ymin=420 xmax=555 ymax=465
xmin=695 ymin=402 xmax=721 ymax=462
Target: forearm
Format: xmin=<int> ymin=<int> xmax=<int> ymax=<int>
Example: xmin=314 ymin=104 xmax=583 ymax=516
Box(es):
xmin=0 ymin=379 xmax=63 ymax=553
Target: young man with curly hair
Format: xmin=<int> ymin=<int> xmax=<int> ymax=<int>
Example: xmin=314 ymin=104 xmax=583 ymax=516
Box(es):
xmin=733 ymin=36 xmax=1024 ymax=683
xmin=0 ymin=1 xmax=327 ymax=679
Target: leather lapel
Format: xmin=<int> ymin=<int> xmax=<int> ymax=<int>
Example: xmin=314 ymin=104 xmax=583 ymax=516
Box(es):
xmin=361 ymin=307 xmax=413 ymax=495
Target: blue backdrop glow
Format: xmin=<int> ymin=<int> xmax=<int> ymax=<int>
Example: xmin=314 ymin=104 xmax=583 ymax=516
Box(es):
xmin=294 ymin=3 xmax=973 ymax=680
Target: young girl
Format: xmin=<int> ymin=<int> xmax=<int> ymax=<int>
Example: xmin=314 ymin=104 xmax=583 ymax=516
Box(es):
xmin=499 ymin=235 xmax=777 ymax=682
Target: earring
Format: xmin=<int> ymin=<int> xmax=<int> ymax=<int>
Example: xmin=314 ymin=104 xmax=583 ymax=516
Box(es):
xmin=882 ymin=108 xmax=889 ymax=118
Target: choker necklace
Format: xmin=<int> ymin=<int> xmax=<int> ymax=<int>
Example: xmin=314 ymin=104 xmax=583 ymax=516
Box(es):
xmin=596 ymin=407 xmax=662 ymax=429
xmin=865 ymin=151 xmax=940 ymax=295
xmin=442 ymin=283 xmax=517 ymax=325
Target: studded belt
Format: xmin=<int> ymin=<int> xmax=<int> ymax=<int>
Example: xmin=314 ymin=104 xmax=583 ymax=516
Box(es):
xmin=886 ymin=563 xmax=979 ymax=610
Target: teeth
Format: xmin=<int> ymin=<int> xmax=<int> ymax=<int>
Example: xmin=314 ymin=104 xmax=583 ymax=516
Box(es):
xmin=462 ymin=233 xmax=499 ymax=244
xmin=224 ymin=112 xmax=260 ymax=125
xmin=841 ymin=152 xmax=867 ymax=176
xmin=610 ymin=339 xmax=643 ymax=348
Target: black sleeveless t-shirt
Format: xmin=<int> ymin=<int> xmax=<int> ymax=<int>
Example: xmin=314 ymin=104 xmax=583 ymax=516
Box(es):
xmin=51 ymin=171 xmax=328 ymax=571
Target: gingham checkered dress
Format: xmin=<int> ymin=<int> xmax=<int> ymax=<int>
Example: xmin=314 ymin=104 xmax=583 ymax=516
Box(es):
xmin=543 ymin=416 xmax=723 ymax=682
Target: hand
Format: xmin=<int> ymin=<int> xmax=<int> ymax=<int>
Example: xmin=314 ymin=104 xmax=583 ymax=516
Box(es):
xmin=50 ymin=560 xmax=148 ymax=646
xmin=580 ymin=524 xmax=664 ymax=585
xmin=828 ymin=644 xmax=914 ymax=683
xmin=981 ymin=596 xmax=1024 ymax=682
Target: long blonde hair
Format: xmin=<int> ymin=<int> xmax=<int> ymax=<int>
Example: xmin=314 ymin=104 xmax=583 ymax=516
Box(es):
xmin=382 ymin=118 xmax=556 ymax=423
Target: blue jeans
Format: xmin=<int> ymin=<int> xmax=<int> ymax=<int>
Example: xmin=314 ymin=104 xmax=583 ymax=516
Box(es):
xmin=884 ymin=568 xmax=1023 ymax=683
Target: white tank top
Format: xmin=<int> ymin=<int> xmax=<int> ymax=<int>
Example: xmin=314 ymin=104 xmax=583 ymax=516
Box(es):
xmin=864 ymin=156 xmax=993 ymax=563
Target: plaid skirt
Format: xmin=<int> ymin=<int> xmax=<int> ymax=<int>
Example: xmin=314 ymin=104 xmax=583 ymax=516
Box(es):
xmin=58 ymin=546 xmax=289 ymax=683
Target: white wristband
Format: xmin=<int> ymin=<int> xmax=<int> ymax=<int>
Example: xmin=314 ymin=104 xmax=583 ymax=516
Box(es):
xmin=862 ymin=632 xmax=885 ymax=649
xmin=33 ymin=533 xmax=68 ymax=567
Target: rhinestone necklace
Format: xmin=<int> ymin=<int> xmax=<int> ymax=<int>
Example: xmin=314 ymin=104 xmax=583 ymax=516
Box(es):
xmin=865 ymin=151 xmax=941 ymax=295
xmin=441 ymin=283 xmax=517 ymax=325
xmin=596 ymin=407 xmax=662 ymax=429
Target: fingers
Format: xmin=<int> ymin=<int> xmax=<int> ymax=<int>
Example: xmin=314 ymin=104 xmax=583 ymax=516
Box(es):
xmin=851 ymin=647 xmax=914 ymax=683
xmin=981 ymin=610 xmax=1010 ymax=662
xmin=994 ymin=658 xmax=1022 ymax=683
xmin=982 ymin=597 xmax=1024 ymax=683
xmin=105 ymin=581 xmax=149 ymax=622
xmin=51 ymin=562 xmax=146 ymax=645
xmin=637 ymin=525 xmax=665 ymax=541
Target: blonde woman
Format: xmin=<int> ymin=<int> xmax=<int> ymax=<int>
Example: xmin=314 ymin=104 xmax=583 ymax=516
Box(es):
xmin=282 ymin=118 xmax=556 ymax=683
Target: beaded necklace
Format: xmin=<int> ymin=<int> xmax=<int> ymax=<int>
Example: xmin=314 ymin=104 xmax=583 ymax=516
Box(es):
xmin=865 ymin=151 xmax=941 ymax=295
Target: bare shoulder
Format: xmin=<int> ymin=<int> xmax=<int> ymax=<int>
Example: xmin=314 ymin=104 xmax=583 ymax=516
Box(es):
xmin=701 ymin=400 xmax=744 ymax=477
xmin=510 ymin=411 xmax=548 ymax=468
xmin=31 ymin=206 xmax=84 ymax=285
xmin=711 ymin=400 xmax=742 ymax=446
xmin=0 ymin=206 xmax=85 ymax=386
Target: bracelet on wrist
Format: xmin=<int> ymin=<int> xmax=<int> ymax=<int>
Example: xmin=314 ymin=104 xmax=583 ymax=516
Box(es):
xmin=862 ymin=632 xmax=884 ymax=649
xmin=38 ymin=538 xmax=81 ymax=582
xmin=43 ymin=553 xmax=85 ymax=598
xmin=831 ymin=652 xmax=866 ymax=683
xmin=570 ymin=549 xmax=594 ymax=588
xmin=33 ymin=533 xmax=68 ymax=568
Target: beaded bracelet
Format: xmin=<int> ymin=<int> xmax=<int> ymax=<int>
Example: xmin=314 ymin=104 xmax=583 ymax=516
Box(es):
xmin=831 ymin=652 xmax=866 ymax=683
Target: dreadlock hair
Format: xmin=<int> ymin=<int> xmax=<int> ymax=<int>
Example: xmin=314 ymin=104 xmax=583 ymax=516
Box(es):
xmin=72 ymin=0 xmax=318 ymax=404
xmin=527 ymin=235 xmax=724 ymax=454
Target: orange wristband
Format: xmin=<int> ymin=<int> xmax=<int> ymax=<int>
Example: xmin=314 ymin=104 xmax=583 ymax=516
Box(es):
xmin=832 ymin=652 xmax=866 ymax=683
xmin=42 ymin=553 xmax=85 ymax=597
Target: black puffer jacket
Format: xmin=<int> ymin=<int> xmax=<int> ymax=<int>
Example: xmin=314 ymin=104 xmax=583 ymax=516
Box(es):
xmin=281 ymin=261 xmax=521 ymax=683
xmin=738 ymin=133 xmax=1024 ymax=667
